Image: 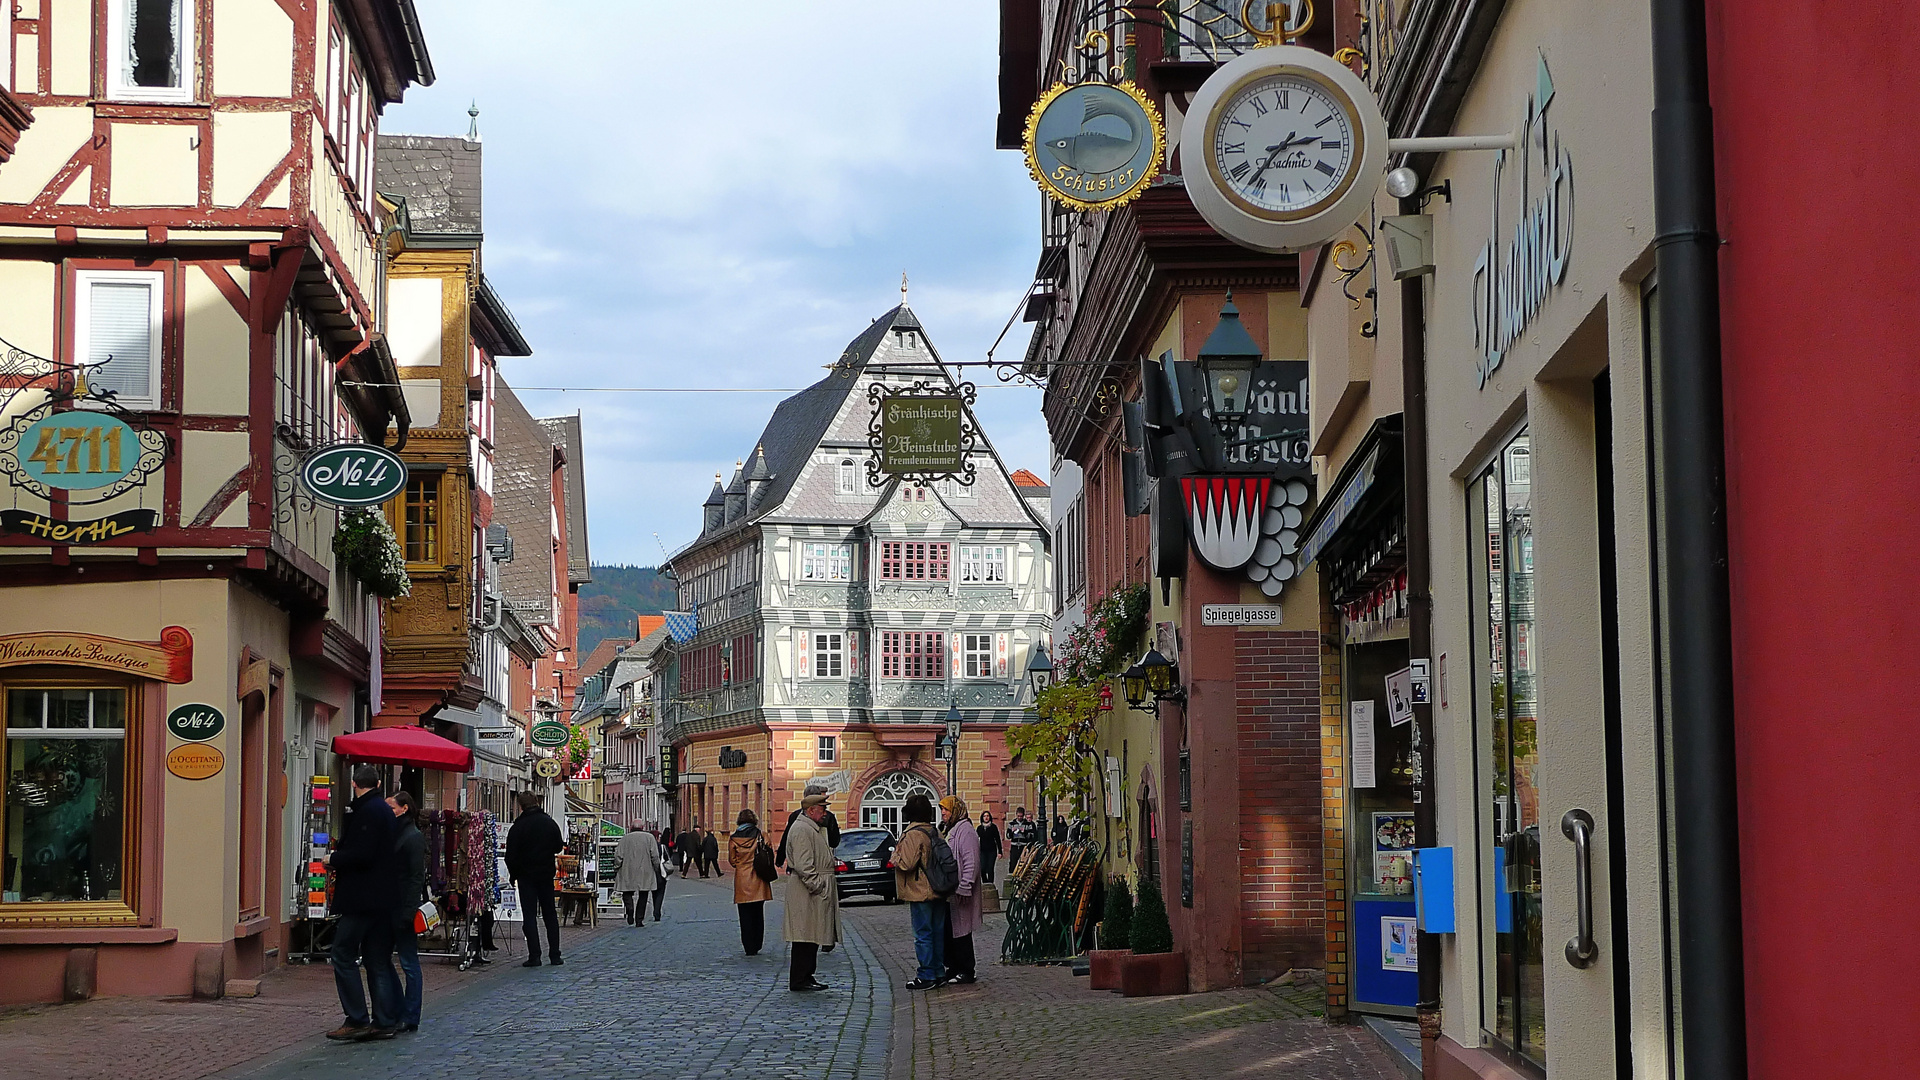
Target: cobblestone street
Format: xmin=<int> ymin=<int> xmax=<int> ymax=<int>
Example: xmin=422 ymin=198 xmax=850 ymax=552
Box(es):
xmin=3 ymin=875 xmax=1404 ymax=1080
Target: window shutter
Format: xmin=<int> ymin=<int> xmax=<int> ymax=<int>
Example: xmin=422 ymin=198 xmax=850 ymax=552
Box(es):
xmin=796 ymin=632 xmax=810 ymax=681
xmin=995 ymin=633 xmax=1009 ymax=679
xmin=949 ymin=632 xmax=960 ymax=677
xmin=88 ymin=281 xmax=155 ymax=400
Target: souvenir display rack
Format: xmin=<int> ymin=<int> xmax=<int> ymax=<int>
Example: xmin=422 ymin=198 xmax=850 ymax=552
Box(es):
xmin=1001 ymin=840 xmax=1103 ymax=963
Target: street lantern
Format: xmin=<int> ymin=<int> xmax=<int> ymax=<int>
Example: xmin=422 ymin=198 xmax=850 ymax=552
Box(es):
xmin=944 ymin=698 xmax=964 ymax=795
xmin=1122 ymin=661 xmax=1149 ymax=708
xmin=1140 ymin=648 xmax=1180 ymax=696
xmin=945 ymin=698 xmax=964 ymax=747
xmin=1196 ymin=290 xmax=1264 ymax=426
xmin=1026 ymin=641 xmax=1055 ymax=697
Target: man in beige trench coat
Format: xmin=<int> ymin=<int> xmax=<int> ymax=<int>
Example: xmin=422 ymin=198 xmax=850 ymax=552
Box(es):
xmin=613 ymin=826 xmax=662 ymax=926
xmin=783 ymin=791 xmax=841 ymax=991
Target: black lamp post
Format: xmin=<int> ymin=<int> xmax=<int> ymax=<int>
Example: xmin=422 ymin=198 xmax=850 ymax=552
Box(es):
xmin=1196 ymin=291 xmax=1265 ymax=429
xmin=944 ymin=698 xmax=964 ymax=796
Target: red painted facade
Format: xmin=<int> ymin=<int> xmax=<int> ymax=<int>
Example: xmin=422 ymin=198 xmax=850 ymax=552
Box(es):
xmin=1709 ymin=4 xmax=1920 ymax=1076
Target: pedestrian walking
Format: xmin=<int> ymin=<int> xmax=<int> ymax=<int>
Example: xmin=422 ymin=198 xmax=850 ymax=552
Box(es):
xmin=701 ymin=828 xmax=721 ymax=878
xmin=323 ymin=764 xmax=402 ymax=1042
xmin=939 ymin=795 xmax=982 ymax=985
xmin=1006 ymin=807 xmax=1033 ymax=877
xmin=976 ymin=810 xmax=1002 ymax=885
xmin=677 ymin=827 xmax=697 ymax=877
xmin=651 ymin=826 xmax=671 ymax=921
xmin=782 ymin=792 xmax=840 ymax=991
xmin=891 ymin=793 xmax=946 ymax=990
xmin=504 ymin=790 xmax=565 ymax=967
xmin=386 ymin=791 xmax=426 ymax=1032
xmin=777 ymin=783 xmax=841 ymax=867
xmin=728 ymin=809 xmax=775 ymax=955
xmin=614 ymin=824 xmax=662 ymax=926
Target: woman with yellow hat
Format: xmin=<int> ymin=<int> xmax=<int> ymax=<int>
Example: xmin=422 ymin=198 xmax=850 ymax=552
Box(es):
xmin=939 ymin=794 xmax=983 ymax=985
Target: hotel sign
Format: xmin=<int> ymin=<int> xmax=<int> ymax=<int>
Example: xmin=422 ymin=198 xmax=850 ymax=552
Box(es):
xmin=867 ymin=382 xmax=978 ymax=486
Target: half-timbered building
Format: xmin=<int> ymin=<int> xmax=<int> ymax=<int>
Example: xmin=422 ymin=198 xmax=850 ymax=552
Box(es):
xmin=0 ymin=0 xmax=428 ymax=1003
xmin=656 ymin=303 xmax=1050 ymax=847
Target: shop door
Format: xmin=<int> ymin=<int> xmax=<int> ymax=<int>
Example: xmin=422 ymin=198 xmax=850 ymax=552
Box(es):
xmin=1469 ymin=401 xmax=1628 ymax=1077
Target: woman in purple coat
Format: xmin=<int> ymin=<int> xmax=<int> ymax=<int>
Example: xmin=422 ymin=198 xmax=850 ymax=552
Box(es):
xmin=938 ymin=795 xmax=982 ymax=985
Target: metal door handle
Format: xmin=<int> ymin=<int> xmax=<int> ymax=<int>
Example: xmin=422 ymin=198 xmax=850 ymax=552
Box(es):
xmin=1561 ymin=808 xmax=1597 ymax=968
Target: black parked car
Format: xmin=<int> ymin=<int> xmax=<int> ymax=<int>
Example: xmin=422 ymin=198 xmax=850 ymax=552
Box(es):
xmin=832 ymin=828 xmax=898 ymax=904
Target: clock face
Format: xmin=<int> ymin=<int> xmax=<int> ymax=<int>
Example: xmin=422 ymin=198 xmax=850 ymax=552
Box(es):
xmin=1209 ymin=71 xmax=1360 ymax=220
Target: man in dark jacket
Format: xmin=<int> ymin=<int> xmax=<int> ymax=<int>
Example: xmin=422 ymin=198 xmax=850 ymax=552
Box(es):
xmin=676 ymin=827 xmax=697 ymax=877
xmin=505 ymin=790 xmax=565 ymax=967
xmin=325 ymin=765 xmax=402 ymax=1041
xmin=776 ymin=784 xmax=841 ymax=867
xmin=387 ymin=791 xmax=427 ymax=1031
xmin=700 ymin=828 xmax=720 ymax=878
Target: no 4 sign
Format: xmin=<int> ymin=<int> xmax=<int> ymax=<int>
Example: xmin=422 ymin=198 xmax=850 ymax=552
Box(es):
xmin=299 ymin=443 xmax=409 ymax=508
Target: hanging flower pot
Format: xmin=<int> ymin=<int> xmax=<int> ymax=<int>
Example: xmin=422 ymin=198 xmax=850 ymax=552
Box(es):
xmin=332 ymin=509 xmax=411 ymax=599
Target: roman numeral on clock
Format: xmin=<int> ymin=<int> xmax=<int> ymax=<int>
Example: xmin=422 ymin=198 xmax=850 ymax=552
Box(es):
xmin=1251 ymin=97 xmax=1268 ymax=116
xmin=1315 ymin=115 xmax=1335 ymax=128
xmin=1315 ymin=160 xmax=1337 ymax=177
xmin=1322 ymin=140 xmax=1342 ymax=149
xmin=1276 ymin=90 xmax=1290 ymax=110
xmin=1223 ymin=142 xmax=1245 ymax=155
xmin=1228 ymin=160 xmax=1251 ymax=180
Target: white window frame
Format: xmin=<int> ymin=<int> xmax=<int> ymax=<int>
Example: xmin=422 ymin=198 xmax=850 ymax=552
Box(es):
xmin=74 ymin=270 xmax=165 ymax=411
xmin=816 ymin=734 xmax=837 ymax=763
xmin=800 ymin=542 xmax=853 ymax=583
xmin=108 ymin=0 xmax=196 ymax=104
xmin=837 ymin=458 xmax=858 ymax=495
xmin=812 ymin=632 xmax=844 ymax=678
xmin=961 ymin=633 xmax=994 ymax=679
xmin=959 ymin=544 xmax=1008 ymax=585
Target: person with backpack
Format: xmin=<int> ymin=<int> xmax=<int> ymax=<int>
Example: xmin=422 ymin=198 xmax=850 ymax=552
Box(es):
xmin=727 ymin=809 xmax=776 ymax=954
xmin=938 ymin=795 xmax=983 ymax=985
xmin=890 ymin=792 xmax=958 ymax=990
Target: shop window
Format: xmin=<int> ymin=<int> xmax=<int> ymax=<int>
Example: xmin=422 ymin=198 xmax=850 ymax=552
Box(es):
xmin=75 ymin=271 xmax=164 ymax=411
xmin=878 ymin=541 xmax=948 ymax=582
xmin=403 ymin=475 xmax=440 ymax=565
xmin=1470 ymin=427 xmax=1545 ymax=1067
xmin=958 ymin=544 xmax=1008 ymax=584
xmin=112 ymin=0 xmax=194 ymax=102
xmin=816 ymin=735 xmax=836 ymax=764
xmin=3 ymin=687 xmax=129 ymax=907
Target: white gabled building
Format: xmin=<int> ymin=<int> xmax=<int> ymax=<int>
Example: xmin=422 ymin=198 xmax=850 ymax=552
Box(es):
xmin=656 ymin=304 xmax=1050 ymax=844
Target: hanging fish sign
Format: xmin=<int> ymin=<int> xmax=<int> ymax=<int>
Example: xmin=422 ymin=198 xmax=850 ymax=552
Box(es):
xmin=1025 ymin=80 xmax=1164 ymax=212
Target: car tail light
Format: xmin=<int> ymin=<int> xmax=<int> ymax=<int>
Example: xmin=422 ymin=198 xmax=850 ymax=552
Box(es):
xmin=835 ymin=861 xmax=851 ymax=873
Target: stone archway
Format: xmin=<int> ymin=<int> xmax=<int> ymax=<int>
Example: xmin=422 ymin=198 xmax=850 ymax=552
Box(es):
xmin=850 ymin=768 xmax=939 ymax=837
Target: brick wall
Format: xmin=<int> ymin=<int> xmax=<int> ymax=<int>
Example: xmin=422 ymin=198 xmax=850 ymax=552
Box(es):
xmin=1235 ymin=629 xmax=1326 ymax=984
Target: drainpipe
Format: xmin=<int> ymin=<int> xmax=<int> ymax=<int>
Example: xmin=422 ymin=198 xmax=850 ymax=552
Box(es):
xmin=1397 ymin=193 xmax=1442 ymax=1037
xmin=1649 ymin=0 xmax=1746 ymax=1077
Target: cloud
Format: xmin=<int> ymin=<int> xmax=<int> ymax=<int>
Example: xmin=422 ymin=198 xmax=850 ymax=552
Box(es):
xmin=384 ymin=1 xmax=1044 ymax=563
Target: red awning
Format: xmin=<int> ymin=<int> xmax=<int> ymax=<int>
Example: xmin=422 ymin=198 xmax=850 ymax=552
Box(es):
xmin=332 ymin=725 xmax=473 ymax=772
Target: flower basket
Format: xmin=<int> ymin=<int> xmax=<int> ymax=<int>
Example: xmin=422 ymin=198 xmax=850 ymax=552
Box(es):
xmin=332 ymin=509 xmax=411 ymax=599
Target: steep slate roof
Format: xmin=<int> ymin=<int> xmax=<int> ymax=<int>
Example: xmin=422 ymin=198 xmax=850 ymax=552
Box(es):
xmin=492 ymin=383 xmax=557 ymax=624
xmin=610 ymin=624 xmax=669 ymax=691
xmin=538 ymin=415 xmax=592 ymax=585
xmin=375 ymin=134 xmax=483 ymax=237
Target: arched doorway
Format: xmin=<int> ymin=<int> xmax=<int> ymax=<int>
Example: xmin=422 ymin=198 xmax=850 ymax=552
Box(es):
xmin=856 ymin=770 xmax=938 ymax=836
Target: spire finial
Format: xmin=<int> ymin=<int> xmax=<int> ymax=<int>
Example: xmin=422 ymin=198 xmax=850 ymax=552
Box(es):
xmin=901 ymin=271 xmax=909 ymax=306
xmin=466 ymin=101 xmax=480 ymax=141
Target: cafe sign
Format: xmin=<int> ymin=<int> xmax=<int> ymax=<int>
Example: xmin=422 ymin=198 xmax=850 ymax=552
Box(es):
xmin=299 ymin=443 xmax=409 ymax=508
xmin=865 ymin=381 xmax=978 ymax=486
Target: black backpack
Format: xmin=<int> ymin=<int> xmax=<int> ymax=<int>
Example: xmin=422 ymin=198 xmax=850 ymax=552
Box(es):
xmin=922 ymin=827 xmax=960 ymax=897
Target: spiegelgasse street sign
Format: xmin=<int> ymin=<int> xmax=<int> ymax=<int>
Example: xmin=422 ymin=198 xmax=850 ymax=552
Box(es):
xmin=300 ymin=443 xmax=409 ymax=508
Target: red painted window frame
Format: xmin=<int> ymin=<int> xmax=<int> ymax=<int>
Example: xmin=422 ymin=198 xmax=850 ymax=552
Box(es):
xmin=879 ymin=630 xmax=946 ymax=680
xmin=878 ymin=541 xmax=949 ymax=582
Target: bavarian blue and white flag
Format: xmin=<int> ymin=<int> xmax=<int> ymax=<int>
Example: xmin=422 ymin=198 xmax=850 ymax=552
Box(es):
xmin=663 ymin=608 xmax=698 ymax=644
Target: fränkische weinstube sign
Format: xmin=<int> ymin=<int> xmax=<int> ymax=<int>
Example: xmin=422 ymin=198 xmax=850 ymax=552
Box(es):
xmin=880 ymin=396 xmax=965 ymax=474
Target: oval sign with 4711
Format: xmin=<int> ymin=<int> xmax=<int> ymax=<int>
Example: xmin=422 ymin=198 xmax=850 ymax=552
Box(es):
xmin=300 ymin=443 xmax=408 ymax=508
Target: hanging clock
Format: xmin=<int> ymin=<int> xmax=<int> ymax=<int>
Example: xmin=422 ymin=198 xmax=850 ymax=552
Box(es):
xmin=1182 ymin=46 xmax=1387 ymax=254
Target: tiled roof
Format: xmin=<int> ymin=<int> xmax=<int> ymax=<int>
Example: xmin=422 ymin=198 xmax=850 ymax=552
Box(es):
xmin=492 ymin=382 xmax=557 ymax=623
xmin=1009 ymin=469 xmax=1045 ymax=487
xmin=537 ymin=414 xmax=591 ymax=584
xmin=581 ymin=637 xmax=633 ymax=680
xmin=376 ymin=134 xmax=483 ymax=237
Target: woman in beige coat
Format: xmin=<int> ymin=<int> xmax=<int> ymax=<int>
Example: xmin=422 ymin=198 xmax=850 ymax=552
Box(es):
xmin=727 ymin=809 xmax=774 ymax=955
xmin=782 ymin=792 xmax=840 ymax=991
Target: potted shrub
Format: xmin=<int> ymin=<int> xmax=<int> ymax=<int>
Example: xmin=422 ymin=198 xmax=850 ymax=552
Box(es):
xmin=1119 ymin=877 xmax=1187 ymax=997
xmin=1088 ymin=876 xmax=1133 ymax=990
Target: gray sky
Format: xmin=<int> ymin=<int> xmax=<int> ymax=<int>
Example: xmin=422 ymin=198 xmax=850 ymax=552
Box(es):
xmin=383 ymin=2 xmax=1045 ymax=567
